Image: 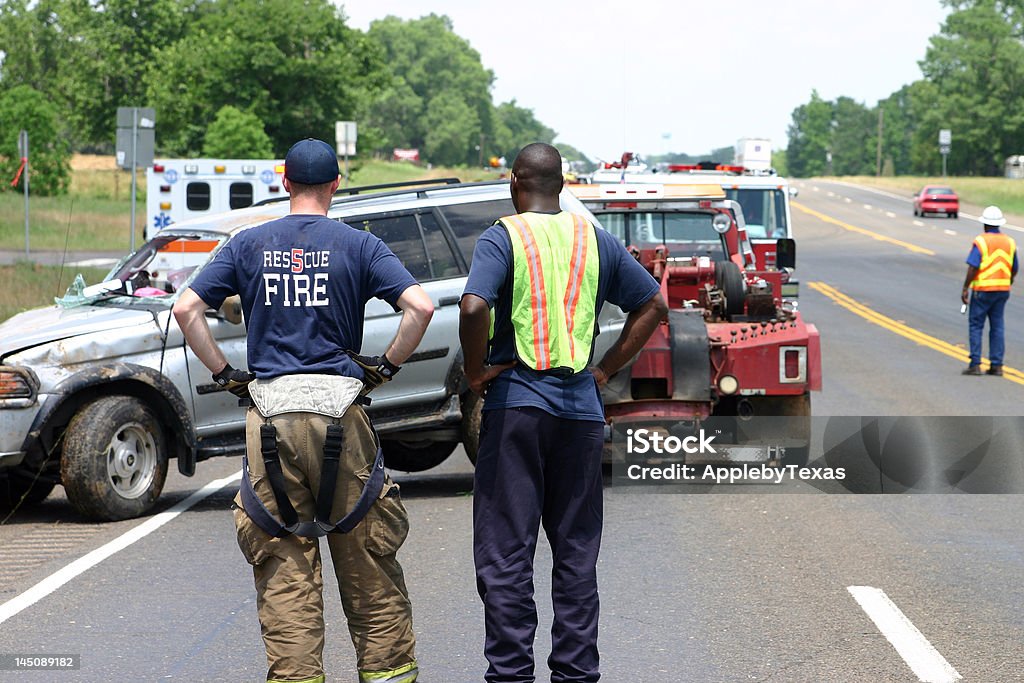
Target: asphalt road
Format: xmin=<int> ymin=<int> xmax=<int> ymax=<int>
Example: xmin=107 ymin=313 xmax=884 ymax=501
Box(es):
xmin=1 ymin=182 xmax=1023 ymax=681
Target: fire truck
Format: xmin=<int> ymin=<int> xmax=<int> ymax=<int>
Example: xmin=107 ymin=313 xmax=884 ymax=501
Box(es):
xmin=569 ymin=182 xmax=821 ymax=466
xmin=591 ymin=154 xmax=800 ymax=297
xmin=145 ymin=159 xmax=285 ymax=240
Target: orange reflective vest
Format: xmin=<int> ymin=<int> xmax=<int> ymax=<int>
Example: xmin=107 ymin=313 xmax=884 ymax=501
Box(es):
xmin=972 ymin=232 xmax=1016 ymax=291
xmin=497 ymin=212 xmax=600 ymax=374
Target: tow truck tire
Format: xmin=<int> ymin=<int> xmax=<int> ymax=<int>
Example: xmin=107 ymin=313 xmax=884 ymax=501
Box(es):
xmin=61 ymin=396 xmax=168 ymax=521
xmin=381 ymin=439 xmax=457 ymax=472
xmin=461 ymin=392 xmax=483 ymax=466
xmin=715 ymin=260 xmax=745 ymax=319
xmin=0 ymin=470 xmax=56 ymax=510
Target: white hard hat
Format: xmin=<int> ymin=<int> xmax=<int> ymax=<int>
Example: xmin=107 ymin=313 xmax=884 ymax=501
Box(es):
xmin=981 ymin=205 xmax=1006 ymax=227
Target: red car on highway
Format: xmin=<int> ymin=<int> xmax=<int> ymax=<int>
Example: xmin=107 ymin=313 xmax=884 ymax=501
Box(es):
xmin=913 ymin=185 xmax=959 ymax=218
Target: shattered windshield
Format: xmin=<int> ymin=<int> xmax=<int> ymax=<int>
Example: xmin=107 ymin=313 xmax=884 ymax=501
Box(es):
xmin=56 ymin=232 xmax=224 ymax=308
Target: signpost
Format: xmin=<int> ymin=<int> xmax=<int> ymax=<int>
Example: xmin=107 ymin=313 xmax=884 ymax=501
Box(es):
xmin=939 ymin=129 xmax=952 ymax=178
xmin=116 ymin=107 xmax=156 ymax=252
xmin=17 ymin=130 xmax=29 ymax=257
xmin=335 ymin=121 xmax=356 ymax=185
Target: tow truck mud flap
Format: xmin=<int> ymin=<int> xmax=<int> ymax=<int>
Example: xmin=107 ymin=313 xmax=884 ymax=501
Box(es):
xmin=669 ymin=309 xmax=710 ymax=401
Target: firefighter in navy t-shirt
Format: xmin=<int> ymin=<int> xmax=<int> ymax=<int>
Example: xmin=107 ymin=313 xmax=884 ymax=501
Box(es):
xmin=173 ymin=139 xmax=432 ymax=683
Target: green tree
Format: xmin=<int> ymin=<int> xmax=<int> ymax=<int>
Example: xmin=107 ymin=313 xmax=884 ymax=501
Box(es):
xmin=422 ymin=93 xmax=479 ymax=166
xmin=0 ymin=0 xmax=67 ymax=95
xmin=145 ymin=0 xmax=387 ymax=156
xmin=831 ymin=96 xmax=876 ymax=175
xmin=0 ymin=84 xmax=70 ymax=195
xmin=366 ymin=14 xmax=495 ymax=164
xmin=493 ymin=99 xmax=556 ymax=162
xmin=58 ymin=0 xmax=189 ymax=149
xmin=918 ymin=0 xmax=1024 ymax=174
xmin=786 ymin=90 xmax=833 ymax=177
xmin=202 ymin=105 xmax=273 ymax=158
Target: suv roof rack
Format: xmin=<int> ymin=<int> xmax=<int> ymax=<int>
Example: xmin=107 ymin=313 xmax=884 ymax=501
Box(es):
xmin=253 ymin=177 xmax=464 ymax=207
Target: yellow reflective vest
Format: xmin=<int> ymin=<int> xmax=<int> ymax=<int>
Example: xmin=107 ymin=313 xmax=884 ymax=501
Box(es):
xmin=497 ymin=212 xmax=600 ymax=374
xmin=972 ymin=232 xmax=1016 ymax=291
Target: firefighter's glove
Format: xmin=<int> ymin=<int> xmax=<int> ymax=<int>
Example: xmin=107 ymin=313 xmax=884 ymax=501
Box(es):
xmin=212 ymin=363 xmax=255 ymax=399
xmin=347 ymin=351 xmax=401 ymax=395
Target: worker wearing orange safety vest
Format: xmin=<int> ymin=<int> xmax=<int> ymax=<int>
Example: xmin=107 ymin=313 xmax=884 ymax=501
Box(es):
xmin=961 ymin=205 xmax=1017 ymax=376
xmin=459 ymin=143 xmax=666 ymax=682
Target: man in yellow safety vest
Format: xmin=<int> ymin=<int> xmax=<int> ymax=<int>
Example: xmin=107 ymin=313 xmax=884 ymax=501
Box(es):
xmin=961 ymin=205 xmax=1017 ymax=376
xmin=459 ymin=143 xmax=667 ymax=682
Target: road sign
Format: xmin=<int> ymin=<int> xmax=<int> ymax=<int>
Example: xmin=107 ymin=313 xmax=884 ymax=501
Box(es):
xmin=116 ymin=128 xmax=155 ymax=169
xmin=335 ymin=121 xmax=357 ymax=157
xmin=116 ymin=107 xmax=157 ymax=251
xmin=939 ymin=129 xmax=952 ymax=146
xmin=939 ymin=144 xmax=951 ymax=155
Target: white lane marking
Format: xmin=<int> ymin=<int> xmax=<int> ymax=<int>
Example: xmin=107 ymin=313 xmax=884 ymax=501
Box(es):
xmin=847 ymin=586 xmax=961 ymax=683
xmin=864 ymin=204 xmax=873 ymax=210
xmin=827 ymin=191 xmax=835 ymax=197
xmin=823 ymin=180 xmax=1024 ymax=233
xmin=886 ymin=211 xmax=896 ymax=218
xmin=0 ymin=471 xmax=242 ymax=626
xmin=812 ymin=186 xmax=820 ymax=192
xmin=828 ymin=179 xmax=911 ymax=202
xmin=944 ymin=229 xmax=958 ymax=236
xmin=913 ymin=220 xmax=925 ymax=227
xmin=844 ymin=197 xmax=852 ymax=203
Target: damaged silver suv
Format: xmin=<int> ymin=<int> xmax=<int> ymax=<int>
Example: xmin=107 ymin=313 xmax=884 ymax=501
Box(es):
xmin=0 ymin=179 xmax=621 ymax=521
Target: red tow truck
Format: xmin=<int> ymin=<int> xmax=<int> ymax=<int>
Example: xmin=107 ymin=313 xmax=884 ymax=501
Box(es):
xmin=569 ymin=182 xmax=821 ymax=466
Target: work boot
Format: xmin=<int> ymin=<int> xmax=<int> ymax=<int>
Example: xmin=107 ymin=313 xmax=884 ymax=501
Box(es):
xmin=986 ymin=364 xmax=1004 ymax=376
xmin=962 ymin=364 xmax=982 ymax=376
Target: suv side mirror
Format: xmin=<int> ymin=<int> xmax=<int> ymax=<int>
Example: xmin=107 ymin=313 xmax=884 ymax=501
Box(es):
xmin=776 ymin=238 xmax=796 ymax=269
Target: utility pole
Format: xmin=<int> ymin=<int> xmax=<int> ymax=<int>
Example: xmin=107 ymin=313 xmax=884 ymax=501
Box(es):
xmin=478 ymin=133 xmax=485 ymax=167
xmin=876 ymin=108 xmax=883 ymax=177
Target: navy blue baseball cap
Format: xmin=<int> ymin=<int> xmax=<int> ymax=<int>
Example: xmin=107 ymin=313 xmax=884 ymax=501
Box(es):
xmin=284 ymin=138 xmax=339 ymax=184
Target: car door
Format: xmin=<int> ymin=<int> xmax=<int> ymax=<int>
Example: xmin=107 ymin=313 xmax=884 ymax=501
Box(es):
xmin=344 ymin=210 xmax=464 ymax=408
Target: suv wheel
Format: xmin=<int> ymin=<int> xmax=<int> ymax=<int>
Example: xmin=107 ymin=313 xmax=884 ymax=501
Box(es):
xmin=461 ymin=392 xmax=483 ymax=465
xmin=61 ymin=396 xmax=168 ymax=521
xmin=381 ymin=439 xmax=457 ymax=472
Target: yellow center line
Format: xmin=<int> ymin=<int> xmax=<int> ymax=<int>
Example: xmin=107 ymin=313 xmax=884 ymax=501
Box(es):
xmin=808 ymin=281 xmax=1024 ymax=386
xmin=793 ymin=201 xmax=936 ymax=256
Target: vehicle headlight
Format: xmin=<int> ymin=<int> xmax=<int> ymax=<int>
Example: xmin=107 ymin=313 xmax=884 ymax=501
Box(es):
xmin=0 ymin=366 xmax=39 ymax=401
xmin=718 ymin=374 xmax=739 ymax=395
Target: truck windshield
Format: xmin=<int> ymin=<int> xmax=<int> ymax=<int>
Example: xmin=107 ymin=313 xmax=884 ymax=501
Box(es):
xmin=723 ymin=188 xmax=787 ymax=239
xmin=593 ymin=211 xmax=726 ymax=260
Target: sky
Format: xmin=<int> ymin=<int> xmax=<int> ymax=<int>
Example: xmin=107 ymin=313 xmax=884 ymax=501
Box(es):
xmin=339 ymin=0 xmax=950 ymax=163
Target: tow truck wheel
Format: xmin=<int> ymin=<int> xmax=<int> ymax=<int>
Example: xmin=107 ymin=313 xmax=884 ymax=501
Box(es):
xmin=715 ymin=261 xmax=745 ymax=319
xmin=380 ymin=439 xmax=457 ymax=472
xmin=461 ymin=392 xmax=483 ymax=466
xmin=61 ymin=396 xmax=168 ymax=521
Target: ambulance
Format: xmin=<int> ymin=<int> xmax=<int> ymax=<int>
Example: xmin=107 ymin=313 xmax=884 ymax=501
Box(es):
xmin=145 ymin=159 xmax=285 ymax=240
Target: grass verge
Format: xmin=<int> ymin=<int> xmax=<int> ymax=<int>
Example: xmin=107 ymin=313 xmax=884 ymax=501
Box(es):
xmin=0 ymin=262 xmax=110 ymax=323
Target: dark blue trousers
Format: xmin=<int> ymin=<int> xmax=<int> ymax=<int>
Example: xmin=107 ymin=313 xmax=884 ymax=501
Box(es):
xmin=969 ymin=290 xmax=1010 ymax=366
xmin=473 ymin=407 xmax=604 ymax=683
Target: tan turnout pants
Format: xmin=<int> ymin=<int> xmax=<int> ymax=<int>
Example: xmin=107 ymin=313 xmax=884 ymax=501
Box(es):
xmin=233 ymin=405 xmax=418 ymax=683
